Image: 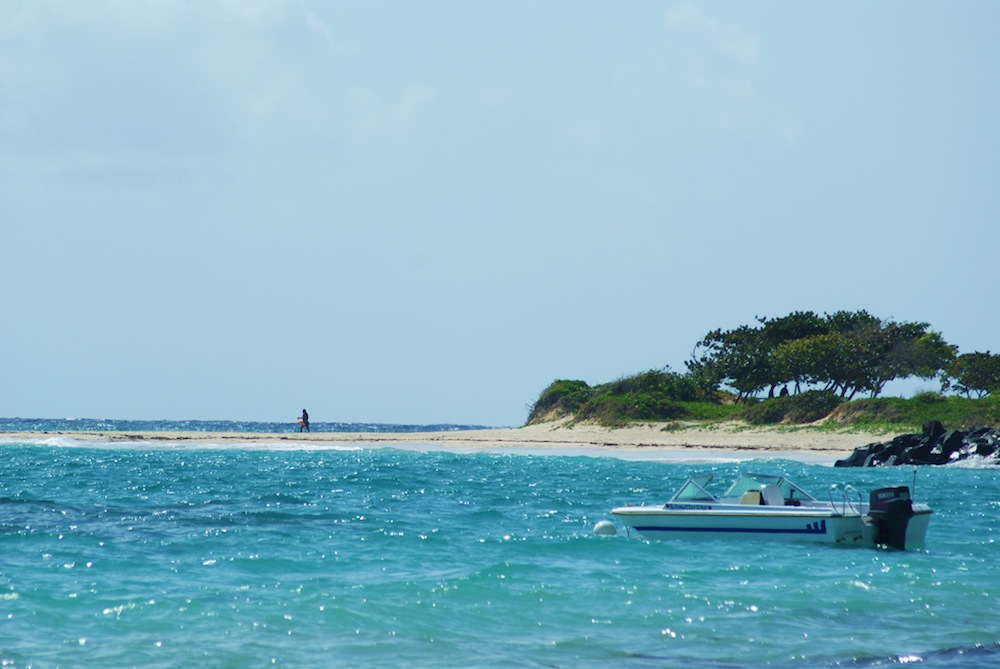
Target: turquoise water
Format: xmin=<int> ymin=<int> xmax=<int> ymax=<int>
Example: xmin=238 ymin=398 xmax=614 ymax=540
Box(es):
xmin=1 ymin=431 xmax=998 ymax=667
xmin=0 ymin=417 xmax=490 ymax=434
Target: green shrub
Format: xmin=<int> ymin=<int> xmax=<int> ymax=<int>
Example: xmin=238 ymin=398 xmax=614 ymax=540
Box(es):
xmin=742 ymin=391 xmax=844 ymax=425
xmin=953 ymin=394 xmax=1000 ymax=429
xmin=830 ymin=398 xmax=907 ymax=424
xmin=678 ymin=401 xmax=742 ymax=421
xmin=527 ymin=373 xmax=999 ymax=429
xmin=527 ymin=380 xmax=594 ymax=423
xmin=576 ymin=391 xmax=688 ymax=426
xmin=601 ymin=369 xmax=701 ymax=402
xmin=827 ymin=395 xmax=1000 ymax=430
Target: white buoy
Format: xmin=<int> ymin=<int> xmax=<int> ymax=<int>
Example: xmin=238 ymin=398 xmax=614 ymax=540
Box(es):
xmin=593 ymin=520 xmax=618 ymax=536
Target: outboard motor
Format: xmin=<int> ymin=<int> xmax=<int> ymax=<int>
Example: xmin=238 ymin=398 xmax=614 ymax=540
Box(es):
xmin=868 ymin=486 xmax=914 ymax=550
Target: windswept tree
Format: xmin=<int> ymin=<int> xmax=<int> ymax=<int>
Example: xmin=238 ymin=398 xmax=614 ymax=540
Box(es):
xmin=832 ymin=317 xmax=956 ymax=397
xmin=688 ymin=312 xmax=831 ymax=401
xmin=759 ymin=311 xmax=828 ymax=348
xmin=945 ymin=351 xmax=1000 ymax=398
xmin=871 ymin=326 xmax=956 ymax=396
xmin=687 ymin=325 xmax=773 ymax=401
xmin=773 ymin=332 xmax=846 ymax=395
xmin=759 ymin=311 xmax=829 ymax=394
xmin=689 ymin=310 xmax=955 ymax=400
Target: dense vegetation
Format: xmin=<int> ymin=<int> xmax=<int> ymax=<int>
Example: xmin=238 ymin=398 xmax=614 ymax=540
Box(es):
xmin=529 ymin=371 xmax=701 ymax=427
xmin=687 ymin=310 xmax=958 ymax=401
xmin=527 ymin=310 xmax=1000 ymax=430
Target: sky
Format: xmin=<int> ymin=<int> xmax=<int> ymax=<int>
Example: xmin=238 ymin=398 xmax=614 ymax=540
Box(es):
xmin=2 ymin=1 xmax=998 ymax=427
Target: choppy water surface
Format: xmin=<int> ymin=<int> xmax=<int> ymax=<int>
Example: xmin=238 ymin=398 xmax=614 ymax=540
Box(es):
xmin=1 ymin=436 xmax=997 ymax=667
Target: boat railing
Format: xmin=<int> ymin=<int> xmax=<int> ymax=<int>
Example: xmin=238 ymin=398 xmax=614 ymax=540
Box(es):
xmin=827 ymin=485 xmax=864 ymax=515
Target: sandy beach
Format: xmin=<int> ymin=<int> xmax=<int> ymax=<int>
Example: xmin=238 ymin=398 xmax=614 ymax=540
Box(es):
xmin=2 ymin=420 xmax=895 ymax=462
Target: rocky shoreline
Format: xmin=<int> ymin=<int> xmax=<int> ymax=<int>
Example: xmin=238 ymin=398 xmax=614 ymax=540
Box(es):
xmin=835 ymin=421 xmax=1000 ymax=467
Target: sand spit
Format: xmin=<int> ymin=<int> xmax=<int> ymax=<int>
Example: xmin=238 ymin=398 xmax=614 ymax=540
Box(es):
xmin=2 ymin=420 xmax=895 ymax=461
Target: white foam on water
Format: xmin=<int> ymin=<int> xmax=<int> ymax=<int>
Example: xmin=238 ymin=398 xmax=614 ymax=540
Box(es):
xmin=0 ymin=434 xmax=844 ymax=463
xmin=0 ymin=435 xmax=364 ymax=452
xmin=947 ymin=454 xmax=1000 ymax=469
xmin=0 ymin=435 xmax=91 ymax=448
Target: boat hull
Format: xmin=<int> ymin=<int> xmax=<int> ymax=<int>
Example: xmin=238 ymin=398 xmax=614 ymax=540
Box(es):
xmin=900 ymin=507 xmax=932 ymax=548
xmin=611 ymin=505 xmax=932 ymax=549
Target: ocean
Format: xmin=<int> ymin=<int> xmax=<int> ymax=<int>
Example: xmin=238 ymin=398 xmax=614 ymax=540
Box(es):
xmin=1 ymin=420 xmax=998 ymax=668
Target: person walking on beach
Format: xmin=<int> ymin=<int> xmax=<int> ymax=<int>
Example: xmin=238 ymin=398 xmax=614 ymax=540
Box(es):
xmin=299 ymin=409 xmax=310 ymax=432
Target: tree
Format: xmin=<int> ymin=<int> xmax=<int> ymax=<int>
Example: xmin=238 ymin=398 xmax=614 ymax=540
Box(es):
xmin=859 ymin=321 xmax=956 ymax=397
xmin=688 ymin=313 xmax=830 ymax=401
xmin=945 ymin=351 xmax=1000 ymax=398
xmin=819 ymin=312 xmax=954 ymax=398
xmin=825 ymin=309 xmax=881 ymax=336
xmin=759 ymin=311 xmax=828 ymax=347
xmin=773 ymin=332 xmax=855 ymax=396
xmin=758 ymin=311 xmax=829 ymax=396
xmin=689 ymin=310 xmax=956 ymax=400
xmin=688 ymin=325 xmax=773 ymax=401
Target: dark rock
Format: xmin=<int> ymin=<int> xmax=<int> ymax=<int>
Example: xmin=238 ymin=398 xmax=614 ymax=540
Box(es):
xmin=976 ymin=441 xmax=999 ymax=458
xmin=837 ymin=427 xmax=1000 ymax=467
xmin=941 ymin=430 xmax=965 ymax=456
xmin=967 ymin=427 xmax=992 ymax=441
xmin=884 ymin=440 xmax=907 ymax=458
xmin=835 ymin=444 xmax=874 ymax=467
xmin=863 ymin=451 xmax=883 ymax=467
xmin=907 ymin=441 xmax=935 ymax=463
xmin=922 ymin=420 xmax=946 ymax=440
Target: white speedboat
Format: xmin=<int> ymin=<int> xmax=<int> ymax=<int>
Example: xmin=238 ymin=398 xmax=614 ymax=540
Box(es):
xmin=610 ymin=473 xmax=932 ymax=550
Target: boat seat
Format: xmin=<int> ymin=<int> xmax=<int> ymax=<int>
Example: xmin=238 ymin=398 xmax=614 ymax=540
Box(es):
xmin=740 ymin=490 xmax=762 ymax=505
xmin=760 ymin=484 xmax=783 ymax=507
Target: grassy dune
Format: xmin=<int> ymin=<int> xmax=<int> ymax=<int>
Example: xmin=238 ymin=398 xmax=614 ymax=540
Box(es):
xmin=528 ymin=373 xmax=1000 ymax=432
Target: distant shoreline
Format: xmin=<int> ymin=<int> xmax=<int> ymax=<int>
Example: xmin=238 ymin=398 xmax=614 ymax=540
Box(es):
xmin=0 ymin=420 xmax=896 ymax=463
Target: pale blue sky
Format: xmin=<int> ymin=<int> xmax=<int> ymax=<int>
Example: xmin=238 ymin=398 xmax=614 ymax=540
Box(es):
xmin=2 ymin=1 xmax=998 ymax=426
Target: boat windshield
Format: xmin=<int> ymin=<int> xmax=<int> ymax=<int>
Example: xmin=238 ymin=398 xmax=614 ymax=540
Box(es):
xmin=669 ymin=475 xmax=718 ymax=503
xmin=722 ymin=474 xmax=816 ymax=502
